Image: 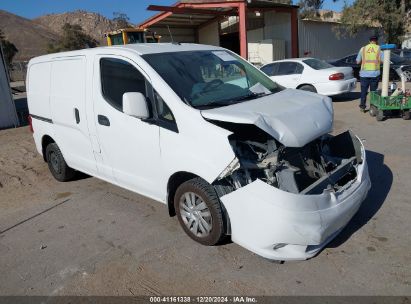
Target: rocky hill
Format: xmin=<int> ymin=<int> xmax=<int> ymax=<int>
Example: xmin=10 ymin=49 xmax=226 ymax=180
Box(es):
xmin=0 ymin=10 xmax=59 ymax=60
xmin=0 ymin=10 xmax=121 ymax=61
xmin=33 ymin=10 xmax=118 ymax=46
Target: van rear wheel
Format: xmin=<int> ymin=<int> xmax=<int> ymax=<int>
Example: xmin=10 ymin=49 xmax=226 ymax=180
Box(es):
xmin=174 ymin=177 xmax=225 ymax=246
xmin=46 ymin=143 xmax=75 ymax=182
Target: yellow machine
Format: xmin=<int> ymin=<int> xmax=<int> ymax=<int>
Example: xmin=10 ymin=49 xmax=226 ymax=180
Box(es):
xmin=105 ymin=28 xmax=161 ymax=46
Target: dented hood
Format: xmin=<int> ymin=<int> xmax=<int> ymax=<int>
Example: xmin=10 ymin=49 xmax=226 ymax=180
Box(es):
xmin=201 ymin=89 xmax=334 ymax=147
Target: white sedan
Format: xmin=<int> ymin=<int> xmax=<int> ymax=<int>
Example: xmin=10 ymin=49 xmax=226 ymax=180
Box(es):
xmin=260 ymin=58 xmax=356 ymax=96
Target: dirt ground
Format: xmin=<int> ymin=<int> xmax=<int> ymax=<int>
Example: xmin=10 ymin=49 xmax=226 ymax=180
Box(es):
xmin=0 ymin=84 xmax=410 ymax=296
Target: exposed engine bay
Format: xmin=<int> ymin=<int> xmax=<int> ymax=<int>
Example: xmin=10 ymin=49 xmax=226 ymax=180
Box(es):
xmin=212 ymin=122 xmax=363 ymax=196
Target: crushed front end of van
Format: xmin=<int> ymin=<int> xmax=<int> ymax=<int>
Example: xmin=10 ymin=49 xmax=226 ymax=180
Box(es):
xmin=202 ymin=90 xmax=371 ymax=261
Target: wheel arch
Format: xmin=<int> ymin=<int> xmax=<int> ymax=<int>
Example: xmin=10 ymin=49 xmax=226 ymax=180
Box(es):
xmin=296 ymin=83 xmax=317 ymax=92
xmin=41 ymin=135 xmax=56 ymax=162
xmin=166 ymin=171 xmax=199 ymax=217
xmin=166 ymin=171 xmax=232 ymax=235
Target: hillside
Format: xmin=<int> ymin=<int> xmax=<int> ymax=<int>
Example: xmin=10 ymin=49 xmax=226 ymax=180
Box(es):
xmin=33 ymin=10 xmax=118 ymax=46
xmin=0 ymin=10 xmax=59 ymax=60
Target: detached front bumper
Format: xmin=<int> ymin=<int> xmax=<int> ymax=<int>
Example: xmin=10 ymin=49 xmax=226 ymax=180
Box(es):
xmin=220 ymin=143 xmax=371 ymax=261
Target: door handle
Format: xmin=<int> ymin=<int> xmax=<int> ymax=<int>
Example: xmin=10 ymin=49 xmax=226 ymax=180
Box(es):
xmin=74 ymin=108 xmax=80 ymax=124
xmin=98 ymin=115 xmax=110 ymax=126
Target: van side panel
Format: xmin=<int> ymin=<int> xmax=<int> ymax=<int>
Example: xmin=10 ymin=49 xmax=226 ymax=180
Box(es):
xmin=27 ymin=62 xmax=52 ymax=121
xmin=49 ymin=57 xmax=96 ymax=174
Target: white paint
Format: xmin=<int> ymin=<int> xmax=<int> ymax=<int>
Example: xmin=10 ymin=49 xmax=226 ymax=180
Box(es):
xmin=261 ymin=58 xmax=357 ymax=96
xmin=201 ymin=89 xmax=334 ymax=148
xmin=220 ymin=137 xmax=371 ymax=260
xmin=27 ymin=43 xmax=370 ymax=261
xmin=381 ymin=50 xmax=391 ymax=97
xmin=49 ymin=56 xmax=96 ymax=174
xmin=123 ymin=92 xmax=149 ymax=119
xmin=248 ymin=39 xmax=283 ymax=66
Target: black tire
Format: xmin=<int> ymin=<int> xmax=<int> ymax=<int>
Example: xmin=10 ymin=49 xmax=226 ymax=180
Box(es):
xmin=174 ymin=177 xmax=225 ymax=246
xmin=298 ymin=85 xmax=317 ymax=93
xmin=45 ymin=143 xmax=76 ymax=182
xmin=369 ymin=105 xmax=378 ymax=117
xmin=402 ymin=110 xmax=411 ymax=120
xmin=376 ymin=110 xmax=384 ymax=121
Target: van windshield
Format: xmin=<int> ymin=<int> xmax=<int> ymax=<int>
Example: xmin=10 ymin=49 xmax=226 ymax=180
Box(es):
xmin=142 ymin=50 xmax=283 ymax=109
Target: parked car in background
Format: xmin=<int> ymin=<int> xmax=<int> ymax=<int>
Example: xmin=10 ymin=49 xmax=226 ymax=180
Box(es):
xmin=328 ymin=53 xmax=411 ymax=80
xmin=393 ymin=49 xmax=411 ymax=60
xmin=260 ymin=58 xmax=356 ymax=96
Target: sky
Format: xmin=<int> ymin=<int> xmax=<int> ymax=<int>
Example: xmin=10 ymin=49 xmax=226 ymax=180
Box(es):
xmin=0 ymin=0 xmax=353 ymax=24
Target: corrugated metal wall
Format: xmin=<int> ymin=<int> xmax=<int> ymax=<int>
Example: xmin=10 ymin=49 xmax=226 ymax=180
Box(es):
xmin=0 ymin=44 xmax=19 ymax=129
xmin=148 ymin=27 xmax=196 ymax=43
xmin=264 ymin=11 xmax=291 ymax=58
xmin=298 ymin=20 xmax=379 ymax=60
xmin=198 ymin=21 xmax=220 ymax=46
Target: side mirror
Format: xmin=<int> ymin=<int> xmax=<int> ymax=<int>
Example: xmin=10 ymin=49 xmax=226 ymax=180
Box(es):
xmin=123 ymin=92 xmax=149 ymax=119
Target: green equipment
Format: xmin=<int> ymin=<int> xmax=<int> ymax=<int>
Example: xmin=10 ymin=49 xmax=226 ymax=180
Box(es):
xmin=369 ymin=91 xmax=411 ymax=121
xmin=368 ymin=43 xmax=411 ymax=121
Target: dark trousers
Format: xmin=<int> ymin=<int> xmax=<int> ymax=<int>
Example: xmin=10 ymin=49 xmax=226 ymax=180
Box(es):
xmin=360 ymin=77 xmax=379 ymax=109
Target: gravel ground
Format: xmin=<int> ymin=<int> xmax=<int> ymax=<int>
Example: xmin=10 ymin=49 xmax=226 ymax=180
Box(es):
xmin=0 ymin=84 xmax=410 ymax=296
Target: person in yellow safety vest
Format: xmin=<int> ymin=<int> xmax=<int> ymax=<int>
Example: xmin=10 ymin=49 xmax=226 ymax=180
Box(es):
xmin=356 ymin=36 xmax=384 ymax=112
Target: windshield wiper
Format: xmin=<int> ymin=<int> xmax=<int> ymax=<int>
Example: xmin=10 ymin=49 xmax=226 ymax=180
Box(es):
xmin=206 ymin=92 xmax=271 ymax=107
xmin=194 ymin=91 xmax=273 ymax=109
xmin=231 ymin=91 xmax=271 ymax=102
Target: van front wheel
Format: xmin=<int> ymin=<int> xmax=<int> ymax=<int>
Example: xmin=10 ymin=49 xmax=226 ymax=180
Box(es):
xmin=46 ymin=143 xmax=75 ymax=182
xmin=174 ymin=178 xmax=225 ymax=246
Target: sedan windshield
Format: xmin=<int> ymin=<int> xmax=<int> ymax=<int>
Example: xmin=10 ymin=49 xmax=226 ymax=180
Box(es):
xmin=142 ymin=50 xmax=283 ymax=109
xmin=303 ymin=58 xmax=334 ymax=70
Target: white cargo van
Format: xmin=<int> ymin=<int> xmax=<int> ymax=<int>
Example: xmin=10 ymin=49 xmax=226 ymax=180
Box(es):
xmin=27 ymin=43 xmax=371 ymax=261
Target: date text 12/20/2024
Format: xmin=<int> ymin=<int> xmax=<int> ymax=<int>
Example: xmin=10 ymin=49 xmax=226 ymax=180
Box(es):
xmin=149 ymin=297 xmax=258 ymax=303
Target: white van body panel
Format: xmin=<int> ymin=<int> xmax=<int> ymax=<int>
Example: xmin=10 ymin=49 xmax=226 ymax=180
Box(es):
xmin=201 ymin=89 xmax=333 ymax=148
xmin=91 ymin=54 xmax=162 ymax=200
xmin=27 ymin=46 xmax=236 ymax=204
xmin=27 ymin=44 xmax=370 ymax=261
xmin=27 ymin=61 xmax=52 ymax=122
xmin=49 ymin=56 xmax=96 ymax=174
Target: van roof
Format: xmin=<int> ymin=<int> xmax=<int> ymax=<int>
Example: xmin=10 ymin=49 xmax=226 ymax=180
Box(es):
xmin=29 ymin=43 xmax=225 ymax=63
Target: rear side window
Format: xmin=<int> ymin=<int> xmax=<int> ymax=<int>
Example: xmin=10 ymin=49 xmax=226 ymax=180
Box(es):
xmin=100 ymin=58 xmax=146 ymax=111
xmin=277 ymin=62 xmax=304 ymax=75
xmin=261 ymin=64 xmax=274 ymax=76
xmin=303 ymin=58 xmax=333 ymax=70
